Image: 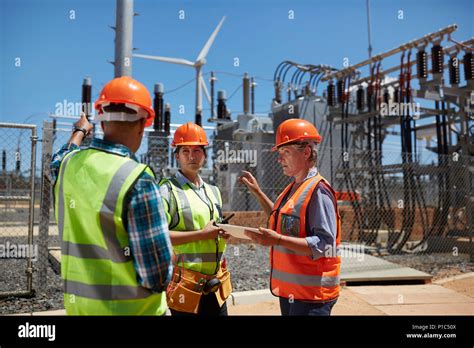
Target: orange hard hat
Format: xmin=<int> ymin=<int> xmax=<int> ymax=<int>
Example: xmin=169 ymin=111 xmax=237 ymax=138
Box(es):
xmin=94 ymin=76 xmax=155 ymax=127
xmin=272 ymin=118 xmax=321 ymax=151
xmin=171 ymin=122 xmax=208 ymax=147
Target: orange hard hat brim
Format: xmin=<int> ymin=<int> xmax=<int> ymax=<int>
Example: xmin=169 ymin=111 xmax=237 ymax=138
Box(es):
xmin=271 ymin=135 xmax=322 ymax=152
xmin=171 ymin=141 xmax=209 ymax=147
xmin=95 ymin=99 xmax=155 ymax=127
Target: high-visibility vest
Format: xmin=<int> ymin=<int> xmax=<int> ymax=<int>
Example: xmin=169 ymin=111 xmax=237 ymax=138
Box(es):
xmin=159 ymin=175 xmax=225 ymax=275
xmin=269 ymin=174 xmax=341 ymax=302
xmin=54 ymin=149 xmax=168 ymax=315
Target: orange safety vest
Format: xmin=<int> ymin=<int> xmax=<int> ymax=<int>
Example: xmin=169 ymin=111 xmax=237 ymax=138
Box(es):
xmin=269 ymin=174 xmax=341 ymax=302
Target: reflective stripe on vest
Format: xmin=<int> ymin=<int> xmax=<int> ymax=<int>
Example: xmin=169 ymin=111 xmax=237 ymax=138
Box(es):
xmin=179 ymin=252 xmax=224 ymax=263
xmin=55 ymin=148 xmax=167 ymax=315
xmin=169 ymin=178 xmax=195 ymax=231
xmin=160 ymin=175 xmax=226 ymax=275
xmin=271 ymin=269 xmax=340 ymax=287
xmin=64 ymin=280 xmax=153 ymax=300
xmin=269 ymin=174 xmax=341 ymax=302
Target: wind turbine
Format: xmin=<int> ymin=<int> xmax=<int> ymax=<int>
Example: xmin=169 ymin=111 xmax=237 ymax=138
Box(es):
xmin=133 ymin=16 xmax=226 ymax=126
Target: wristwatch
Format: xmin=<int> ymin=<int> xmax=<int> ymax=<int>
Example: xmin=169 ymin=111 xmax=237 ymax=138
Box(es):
xmin=72 ymin=126 xmax=89 ymax=138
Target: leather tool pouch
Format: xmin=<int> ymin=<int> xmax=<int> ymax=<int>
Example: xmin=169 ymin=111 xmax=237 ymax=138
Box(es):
xmin=166 ymin=256 xmax=233 ymax=314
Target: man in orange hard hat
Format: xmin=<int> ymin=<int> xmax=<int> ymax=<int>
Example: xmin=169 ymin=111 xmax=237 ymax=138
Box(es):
xmin=51 ymin=76 xmax=173 ymax=315
xmin=240 ymin=118 xmax=341 ymax=316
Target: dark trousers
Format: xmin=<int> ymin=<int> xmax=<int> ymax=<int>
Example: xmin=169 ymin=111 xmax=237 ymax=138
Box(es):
xmin=170 ymin=293 xmax=228 ymax=316
xmin=279 ymin=297 xmax=337 ymax=316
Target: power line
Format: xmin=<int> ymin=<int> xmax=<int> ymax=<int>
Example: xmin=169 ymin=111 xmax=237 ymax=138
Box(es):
xmin=213 ymin=71 xmax=243 ymax=78
xmin=253 ymin=75 xmax=274 ymax=82
xmin=163 ymin=77 xmax=197 ymax=95
xmin=213 ymin=70 xmax=273 ymax=82
xmin=163 ymin=72 xmax=211 ymax=95
xmin=227 ymin=84 xmax=242 ymax=101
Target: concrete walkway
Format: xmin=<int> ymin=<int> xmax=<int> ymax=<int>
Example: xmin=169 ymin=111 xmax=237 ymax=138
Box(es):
xmin=339 ymin=244 xmax=432 ymax=284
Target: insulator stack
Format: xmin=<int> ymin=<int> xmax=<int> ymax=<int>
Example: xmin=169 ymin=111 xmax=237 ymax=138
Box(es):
xmin=394 ymin=88 xmax=400 ymax=103
xmin=274 ymin=81 xmax=282 ymax=103
xmin=243 ymin=73 xmax=250 ymax=114
xmin=431 ymin=44 xmax=444 ymax=74
xmin=464 ymin=52 xmax=473 ymax=81
xmin=449 ymin=56 xmax=460 ymax=85
xmin=337 ymin=80 xmax=344 ymax=104
xmin=367 ymin=82 xmax=373 ymax=107
xmin=217 ymin=90 xmax=228 ymax=119
xmin=164 ymin=103 xmax=171 ymax=135
xmin=417 ymin=50 xmax=428 ymax=78
xmin=327 ymin=82 xmax=336 ymax=107
xmin=153 ymin=83 xmax=164 ymax=132
xmin=356 ymin=86 xmax=365 ymax=111
xmin=82 ymin=78 xmax=92 ymax=118
xmin=383 ymin=89 xmax=390 ymax=104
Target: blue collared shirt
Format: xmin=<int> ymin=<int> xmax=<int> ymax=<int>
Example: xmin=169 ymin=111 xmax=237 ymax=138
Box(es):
xmin=50 ymin=138 xmax=173 ymax=293
xmin=287 ymin=167 xmax=338 ymax=260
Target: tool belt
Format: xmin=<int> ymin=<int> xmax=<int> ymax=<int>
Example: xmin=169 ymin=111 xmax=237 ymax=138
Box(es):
xmin=166 ymin=262 xmax=232 ymax=314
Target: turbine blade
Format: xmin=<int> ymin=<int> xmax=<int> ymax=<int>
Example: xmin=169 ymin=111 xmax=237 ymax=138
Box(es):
xmin=133 ymin=53 xmax=194 ymax=67
xmin=200 ymin=76 xmax=211 ymax=105
xmin=196 ymin=16 xmax=226 ymax=61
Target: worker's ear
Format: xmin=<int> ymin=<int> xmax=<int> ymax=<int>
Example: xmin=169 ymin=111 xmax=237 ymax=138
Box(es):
xmin=304 ymin=145 xmax=311 ymax=161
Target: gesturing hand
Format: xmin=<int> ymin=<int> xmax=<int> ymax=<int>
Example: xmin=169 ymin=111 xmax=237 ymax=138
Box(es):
xmin=239 ymin=170 xmax=261 ymax=195
xmin=74 ymin=112 xmax=93 ymax=135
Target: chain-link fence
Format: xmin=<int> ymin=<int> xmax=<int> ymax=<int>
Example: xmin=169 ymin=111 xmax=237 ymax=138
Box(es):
xmin=0 ymin=123 xmax=38 ymax=298
xmin=0 ymin=121 xmax=472 ymax=302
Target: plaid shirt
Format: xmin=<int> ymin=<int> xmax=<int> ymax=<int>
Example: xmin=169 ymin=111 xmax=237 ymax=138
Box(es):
xmin=50 ymin=138 xmax=172 ymax=293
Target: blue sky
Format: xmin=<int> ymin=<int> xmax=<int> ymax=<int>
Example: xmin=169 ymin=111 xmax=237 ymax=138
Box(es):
xmin=1 ymin=0 xmax=473 ymax=139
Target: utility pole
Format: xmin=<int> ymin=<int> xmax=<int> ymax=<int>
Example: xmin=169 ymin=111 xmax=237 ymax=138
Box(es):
xmin=366 ymin=0 xmax=373 ymax=72
xmin=114 ymin=0 xmax=134 ymax=77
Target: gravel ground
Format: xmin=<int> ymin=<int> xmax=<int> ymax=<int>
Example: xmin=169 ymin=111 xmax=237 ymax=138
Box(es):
xmin=0 ymin=235 xmax=63 ymax=315
xmin=224 ymin=242 xmax=270 ymax=291
xmin=0 ymin=258 xmax=63 ymax=315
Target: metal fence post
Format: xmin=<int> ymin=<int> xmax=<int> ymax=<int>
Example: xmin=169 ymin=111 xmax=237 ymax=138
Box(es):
xmin=465 ymin=154 xmax=474 ymax=263
xmin=38 ymin=121 xmax=53 ymax=291
xmin=26 ymin=125 xmax=38 ymax=295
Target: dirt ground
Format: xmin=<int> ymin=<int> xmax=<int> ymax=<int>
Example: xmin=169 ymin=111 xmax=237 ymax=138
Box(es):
xmin=436 ymin=276 xmax=474 ymax=299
